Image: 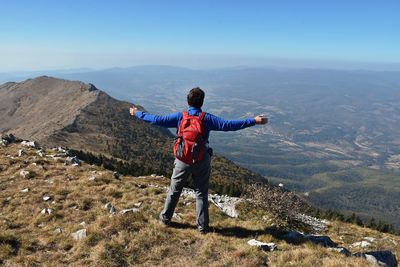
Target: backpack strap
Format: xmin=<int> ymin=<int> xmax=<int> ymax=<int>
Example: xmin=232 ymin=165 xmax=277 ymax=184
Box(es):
xmin=199 ymin=112 xmax=206 ymax=121
xmin=198 ymin=112 xmax=206 ymax=136
xmin=176 ymin=111 xmax=188 ymax=137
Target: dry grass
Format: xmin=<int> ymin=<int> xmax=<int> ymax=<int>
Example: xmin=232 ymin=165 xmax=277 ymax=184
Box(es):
xmin=0 ymin=143 xmax=399 ymax=266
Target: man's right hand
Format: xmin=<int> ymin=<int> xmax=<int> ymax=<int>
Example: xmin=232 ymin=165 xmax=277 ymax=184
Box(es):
xmin=130 ymin=106 xmax=138 ymax=116
xmin=255 ymin=115 xmax=268 ymax=125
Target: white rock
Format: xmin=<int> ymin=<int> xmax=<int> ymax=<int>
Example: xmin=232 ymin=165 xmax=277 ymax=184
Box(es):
xmin=105 ymin=203 xmax=116 ymax=214
xmin=88 ymin=176 xmax=96 ymax=181
xmin=21 ymin=140 xmax=38 ymax=148
xmin=68 ymin=156 xmax=81 ymax=166
xmin=247 ymin=239 xmax=277 ymax=251
xmin=133 ymin=202 xmax=142 ymax=208
xmin=18 ymin=149 xmax=25 ymax=157
xmin=36 ymin=149 xmax=45 ymax=157
xmin=151 ymin=174 xmax=157 ymax=177
xmin=72 ymin=229 xmax=87 ymax=241
xmin=363 ymin=237 xmax=376 ymax=243
xmin=278 ymin=183 xmax=284 ymax=187
xmin=5 ymin=197 xmax=12 ymax=201
xmin=0 ymin=139 xmax=9 ymax=146
xmin=21 ymin=188 xmax=29 ymax=193
xmin=19 ymin=170 xmax=30 ymax=178
xmin=364 ymin=254 xmax=379 ymax=265
xmin=41 ymin=208 xmax=52 ymax=215
xmin=43 ymin=196 xmax=51 ymax=201
xmin=121 ymin=208 xmax=140 ymax=214
xmin=351 ymin=241 xmax=371 ymax=248
xmin=210 ymin=195 xmax=241 ymax=218
xmin=79 ymin=221 xmax=86 ymax=227
xmin=54 ymin=228 xmax=63 ymax=234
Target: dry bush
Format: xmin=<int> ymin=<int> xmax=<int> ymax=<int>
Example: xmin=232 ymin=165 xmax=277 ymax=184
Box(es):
xmin=244 ymin=183 xmax=312 ymax=228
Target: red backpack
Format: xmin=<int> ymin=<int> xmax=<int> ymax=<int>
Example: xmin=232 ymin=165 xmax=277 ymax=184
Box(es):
xmin=174 ymin=111 xmax=207 ymax=164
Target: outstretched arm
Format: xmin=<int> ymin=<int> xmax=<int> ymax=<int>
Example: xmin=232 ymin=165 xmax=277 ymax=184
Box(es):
xmin=130 ymin=106 xmax=181 ymax=128
xmin=207 ymin=113 xmax=267 ymax=131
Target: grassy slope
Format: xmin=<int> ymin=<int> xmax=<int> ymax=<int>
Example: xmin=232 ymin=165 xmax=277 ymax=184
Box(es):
xmin=1 ymin=143 xmax=399 ymax=266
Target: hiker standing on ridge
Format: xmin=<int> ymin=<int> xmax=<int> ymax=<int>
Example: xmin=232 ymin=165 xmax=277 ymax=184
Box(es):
xmin=130 ymin=87 xmax=267 ymax=234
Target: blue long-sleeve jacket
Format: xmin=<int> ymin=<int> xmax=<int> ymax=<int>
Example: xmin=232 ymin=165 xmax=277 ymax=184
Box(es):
xmin=135 ymin=106 xmax=256 ymax=142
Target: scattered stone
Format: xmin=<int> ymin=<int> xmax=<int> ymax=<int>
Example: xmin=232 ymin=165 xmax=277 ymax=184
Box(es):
xmin=104 ymin=203 xmax=116 ymax=214
xmin=41 ymin=208 xmax=52 ymax=215
xmin=151 ymin=174 xmax=157 ymax=177
xmin=53 ymin=147 xmax=67 ymax=153
xmin=72 ymin=229 xmax=87 ymax=241
xmin=19 ymin=170 xmax=30 ymax=178
xmin=247 ymin=239 xmax=277 ymax=251
xmin=43 ymin=196 xmax=51 ymax=201
xmin=1 ymin=134 xmax=16 ymax=145
xmin=133 ymin=202 xmax=142 ymax=208
xmin=36 ymin=149 xmax=45 ymax=157
xmin=0 ymin=139 xmax=9 ymax=146
xmin=363 ymin=237 xmax=376 ymax=243
xmin=121 ymin=208 xmax=140 ymax=214
xmin=54 ymin=228 xmax=63 ymax=234
xmin=79 ymin=221 xmax=86 ymax=227
xmin=21 ymin=140 xmax=38 ymax=148
xmin=278 ymin=183 xmax=284 ymax=187
xmin=328 ymin=247 xmax=351 ymax=257
xmin=88 ymin=176 xmax=96 ymax=181
xmin=210 ymin=194 xmax=241 ymax=218
xmin=67 ymin=156 xmax=81 ymax=166
xmin=353 ymin=251 xmax=398 ymax=267
xmin=351 ymin=241 xmax=371 ymax=248
xmin=5 ymin=197 xmax=12 ymax=202
xmin=21 ymin=188 xmax=29 ymax=193
xmin=18 ymin=149 xmax=25 ymax=157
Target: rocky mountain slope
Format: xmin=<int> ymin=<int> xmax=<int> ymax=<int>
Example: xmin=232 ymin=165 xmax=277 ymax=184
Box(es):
xmin=0 ymin=140 xmax=398 ymax=266
xmin=0 ymin=76 xmax=265 ymax=193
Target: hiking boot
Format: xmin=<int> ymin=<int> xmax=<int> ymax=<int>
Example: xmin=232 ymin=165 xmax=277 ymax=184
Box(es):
xmin=159 ymin=214 xmax=171 ymax=227
xmin=198 ymin=226 xmax=214 ymax=234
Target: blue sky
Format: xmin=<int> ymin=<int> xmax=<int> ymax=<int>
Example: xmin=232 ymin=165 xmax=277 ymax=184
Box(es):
xmin=1 ymin=0 xmax=399 ymax=71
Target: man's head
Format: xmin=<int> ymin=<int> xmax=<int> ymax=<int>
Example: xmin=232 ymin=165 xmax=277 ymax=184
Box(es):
xmin=187 ymin=87 xmax=205 ymax=108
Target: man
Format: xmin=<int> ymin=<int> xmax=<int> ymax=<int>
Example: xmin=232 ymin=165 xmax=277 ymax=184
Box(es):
xmin=130 ymin=87 xmax=267 ymax=234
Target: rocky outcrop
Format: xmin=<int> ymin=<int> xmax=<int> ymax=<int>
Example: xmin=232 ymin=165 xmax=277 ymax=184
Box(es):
xmin=247 ymin=239 xmax=277 ymax=251
xmin=353 ymin=251 xmax=398 ymax=267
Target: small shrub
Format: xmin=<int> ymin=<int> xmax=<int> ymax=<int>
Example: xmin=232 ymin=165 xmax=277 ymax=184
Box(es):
xmin=109 ymin=190 xmax=123 ymax=199
xmin=99 ymin=242 xmax=128 ymax=267
xmin=0 ymin=234 xmax=20 ymax=259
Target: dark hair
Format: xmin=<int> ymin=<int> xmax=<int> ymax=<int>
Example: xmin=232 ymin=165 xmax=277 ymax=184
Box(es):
xmin=187 ymin=87 xmax=205 ymax=108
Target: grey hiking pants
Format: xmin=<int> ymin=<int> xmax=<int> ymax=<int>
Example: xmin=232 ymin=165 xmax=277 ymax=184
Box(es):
xmin=160 ymin=152 xmax=211 ymax=231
